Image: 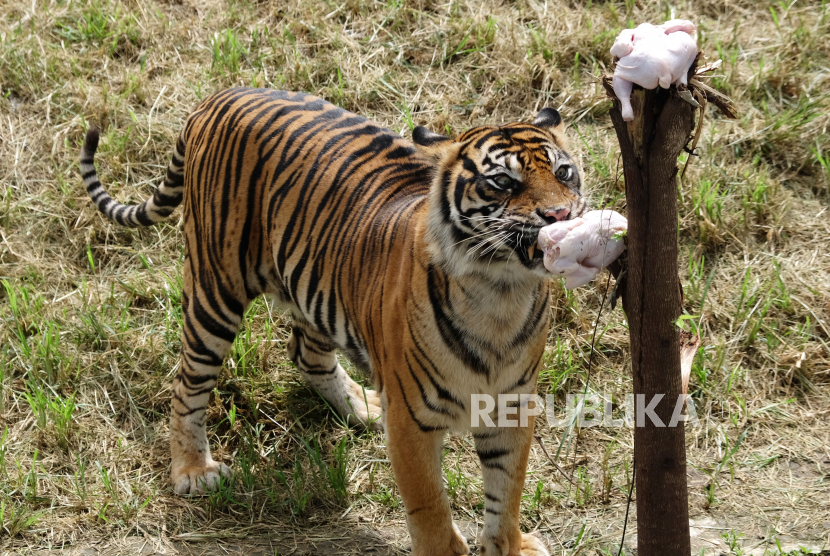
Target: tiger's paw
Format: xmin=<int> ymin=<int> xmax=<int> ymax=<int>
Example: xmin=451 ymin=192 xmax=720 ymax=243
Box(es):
xmin=345 ymin=382 xmax=384 ymax=431
xmin=172 ymin=461 xmax=232 ymax=495
xmin=519 ymin=533 xmax=550 ymax=556
xmin=478 ymin=533 xmax=549 ymax=556
xmin=411 ymin=522 xmax=469 ymax=556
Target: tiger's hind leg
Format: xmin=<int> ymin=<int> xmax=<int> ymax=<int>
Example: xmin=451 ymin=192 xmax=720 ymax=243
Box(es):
xmin=287 ymin=317 xmax=383 ymax=430
xmin=170 ymin=263 xmax=246 ymax=495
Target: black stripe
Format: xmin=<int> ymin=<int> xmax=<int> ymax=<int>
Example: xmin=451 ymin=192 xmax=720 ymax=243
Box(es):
xmin=189 ymin=297 xmax=237 ymax=344
xmin=476 ymin=448 xmax=510 ymax=462
xmin=171 ymin=390 xmax=207 ymax=416
xmin=393 ymin=372 xmax=446 ymax=433
xmin=135 ymin=208 xmax=154 ymax=226
xmin=154 ymin=190 xmax=182 ymax=207
xmin=426 ymin=264 xmax=490 ymax=377
xmin=405 ymin=354 xmax=457 ymax=418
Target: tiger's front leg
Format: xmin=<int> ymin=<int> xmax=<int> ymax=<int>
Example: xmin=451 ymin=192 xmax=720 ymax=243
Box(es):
xmin=474 ymin=415 xmax=550 ymax=556
xmin=385 ymin=392 xmax=470 ymax=556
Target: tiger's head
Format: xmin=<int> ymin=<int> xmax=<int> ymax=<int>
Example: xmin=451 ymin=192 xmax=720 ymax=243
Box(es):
xmin=414 ymin=108 xmax=587 ymax=280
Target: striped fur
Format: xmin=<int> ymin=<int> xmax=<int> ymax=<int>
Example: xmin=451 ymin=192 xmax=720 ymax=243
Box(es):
xmin=80 ymin=88 xmax=585 ymax=556
xmin=81 ymin=128 xmax=186 ymax=227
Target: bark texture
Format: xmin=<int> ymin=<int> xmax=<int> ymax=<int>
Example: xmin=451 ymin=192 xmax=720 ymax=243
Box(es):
xmin=603 ymin=81 xmax=696 ymax=555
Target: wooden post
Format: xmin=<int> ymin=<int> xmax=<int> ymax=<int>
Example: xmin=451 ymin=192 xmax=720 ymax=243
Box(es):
xmin=603 ymin=81 xmax=696 ymax=554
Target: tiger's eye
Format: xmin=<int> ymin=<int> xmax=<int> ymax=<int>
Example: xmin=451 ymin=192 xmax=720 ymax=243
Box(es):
xmin=493 ymin=175 xmax=513 ymax=188
xmin=555 ymin=166 xmax=572 ymax=181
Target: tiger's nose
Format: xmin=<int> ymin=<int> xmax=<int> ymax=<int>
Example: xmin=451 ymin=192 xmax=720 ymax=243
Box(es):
xmin=539 ymin=207 xmax=571 ymax=224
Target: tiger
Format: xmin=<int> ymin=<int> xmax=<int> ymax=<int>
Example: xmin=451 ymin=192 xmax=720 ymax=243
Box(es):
xmin=79 ymin=88 xmax=586 ymax=556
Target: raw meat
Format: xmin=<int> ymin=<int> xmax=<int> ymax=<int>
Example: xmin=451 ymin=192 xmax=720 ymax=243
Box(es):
xmin=611 ymin=20 xmax=698 ymax=121
xmin=537 ymin=210 xmax=628 ymax=289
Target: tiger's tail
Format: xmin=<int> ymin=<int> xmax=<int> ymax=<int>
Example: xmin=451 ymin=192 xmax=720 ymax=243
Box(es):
xmin=80 ymin=126 xmax=186 ymax=227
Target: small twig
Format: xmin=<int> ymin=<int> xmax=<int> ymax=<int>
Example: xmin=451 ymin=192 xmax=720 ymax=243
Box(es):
xmin=534 ymin=435 xmax=577 ymax=486
xmin=569 ymin=269 xmax=614 ymax=482
xmin=140 ymin=85 xmax=168 ymax=154
xmin=694 ymin=59 xmax=722 ymax=75
xmin=617 ymin=462 xmax=635 ymax=556
xmin=681 ymin=90 xmax=707 ymax=182
xmin=0 ymin=230 xmax=22 ymax=259
xmin=690 ymin=77 xmax=738 ymax=119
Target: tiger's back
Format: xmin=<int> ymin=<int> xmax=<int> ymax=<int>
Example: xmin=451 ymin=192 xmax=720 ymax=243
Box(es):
xmin=180 ymin=88 xmax=429 ymax=371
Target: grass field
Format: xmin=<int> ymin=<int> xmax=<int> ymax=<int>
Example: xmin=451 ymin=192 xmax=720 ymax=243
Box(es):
xmin=1 ymin=0 xmax=830 ymax=554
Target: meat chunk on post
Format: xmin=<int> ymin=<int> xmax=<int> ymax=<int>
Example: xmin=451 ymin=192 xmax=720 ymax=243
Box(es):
xmin=611 ymin=20 xmax=698 ymax=121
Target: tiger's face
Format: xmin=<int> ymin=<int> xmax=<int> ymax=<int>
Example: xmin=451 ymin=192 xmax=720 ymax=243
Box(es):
xmin=415 ymin=108 xmax=587 ymax=279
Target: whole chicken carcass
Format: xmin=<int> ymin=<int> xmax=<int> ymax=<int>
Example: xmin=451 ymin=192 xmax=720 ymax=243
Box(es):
xmin=537 ymin=210 xmax=627 ymax=289
xmin=611 ymin=20 xmax=698 ymax=121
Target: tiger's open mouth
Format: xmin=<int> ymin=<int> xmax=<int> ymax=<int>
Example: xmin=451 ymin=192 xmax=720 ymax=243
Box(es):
xmin=502 ymin=222 xmax=545 ymax=265
xmin=491 ymin=203 xmax=585 ymax=266
xmin=522 ymin=201 xmax=586 ymax=263
xmin=527 ymin=243 xmax=544 ymax=261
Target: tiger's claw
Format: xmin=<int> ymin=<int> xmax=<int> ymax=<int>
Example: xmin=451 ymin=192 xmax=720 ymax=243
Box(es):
xmin=172 ymin=461 xmax=232 ymax=495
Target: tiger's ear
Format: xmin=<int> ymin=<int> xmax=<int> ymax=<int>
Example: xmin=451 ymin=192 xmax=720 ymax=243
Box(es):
xmin=533 ymin=107 xmax=569 ymax=147
xmin=533 ymin=108 xmax=563 ymax=132
xmin=412 ymin=126 xmax=454 ymax=163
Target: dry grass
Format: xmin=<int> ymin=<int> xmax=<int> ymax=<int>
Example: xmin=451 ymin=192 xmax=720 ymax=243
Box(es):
xmin=1 ymin=0 xmax=830 ymax=554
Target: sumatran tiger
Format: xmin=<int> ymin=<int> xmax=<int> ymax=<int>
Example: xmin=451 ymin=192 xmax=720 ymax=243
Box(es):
xmin=79 ymin=88 xmax=586 ymax=556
